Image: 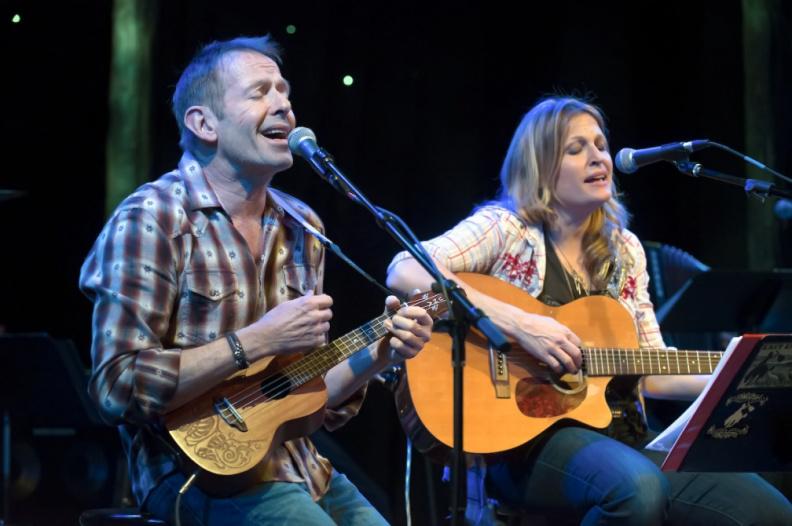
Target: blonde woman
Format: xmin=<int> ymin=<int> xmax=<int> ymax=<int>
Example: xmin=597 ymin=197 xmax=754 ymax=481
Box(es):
xmin=387 ymin=97 xmax=791 ymax=525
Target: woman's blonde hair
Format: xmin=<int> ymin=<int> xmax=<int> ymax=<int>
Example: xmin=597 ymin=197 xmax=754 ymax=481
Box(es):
xmin=496 ymin=96 xmax=629 ymax=288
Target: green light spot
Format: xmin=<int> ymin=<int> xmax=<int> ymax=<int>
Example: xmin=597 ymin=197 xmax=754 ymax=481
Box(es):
xmin=342 ymin=75 xmax=354 ymax=87
xmin=286 ymin=24 xmax=296 ymax=35
xmin=12 ymin=14 xmax=21 ymax=24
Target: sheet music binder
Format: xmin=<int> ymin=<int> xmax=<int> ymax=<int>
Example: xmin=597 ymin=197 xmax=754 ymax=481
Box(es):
xmin=661 ymin=333 xmax=792 ymax=472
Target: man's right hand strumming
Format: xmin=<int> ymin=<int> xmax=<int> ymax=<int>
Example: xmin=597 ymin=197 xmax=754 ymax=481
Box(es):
xmin=238 ymin=292 xmax=334 ymax=360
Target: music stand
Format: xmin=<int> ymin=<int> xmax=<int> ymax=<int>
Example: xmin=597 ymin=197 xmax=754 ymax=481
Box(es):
xmin=657 ymin=270 xmax=792 ymax=332
xmin=0 ymin=333 xmax=103 ymax=525
xmin=657 ymin=334 xmax=792 ymax=472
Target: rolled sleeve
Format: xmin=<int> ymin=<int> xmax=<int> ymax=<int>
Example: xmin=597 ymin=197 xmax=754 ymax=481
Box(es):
xmin=80 ymin=208 xmax=181 ymax=425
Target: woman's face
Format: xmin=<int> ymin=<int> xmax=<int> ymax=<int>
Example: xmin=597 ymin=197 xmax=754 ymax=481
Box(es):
xmin=553 ymin=112 xmax=613 ymax=217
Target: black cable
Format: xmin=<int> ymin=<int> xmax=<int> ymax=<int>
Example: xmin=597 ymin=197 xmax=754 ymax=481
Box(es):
xmin=709 ymin=141 xmax=792 ymax=185
xmin=173 ymin=471 xmax=199 ymax=526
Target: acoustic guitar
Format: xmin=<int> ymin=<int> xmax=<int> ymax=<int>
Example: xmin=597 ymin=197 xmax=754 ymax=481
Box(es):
xmin=396 ymin=272 xmax=722 ymax=456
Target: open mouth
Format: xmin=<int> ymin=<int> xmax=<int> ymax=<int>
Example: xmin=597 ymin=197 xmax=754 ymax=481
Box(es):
xmin=584 ymin=174 xmax=608 ymax=183
xmin=260 ymin=126 xmax=290 ymax=140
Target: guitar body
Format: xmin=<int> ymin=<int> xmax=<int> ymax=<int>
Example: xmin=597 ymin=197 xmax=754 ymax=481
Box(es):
xmin=165 ymin=353 xmax=328 ymax=478
xmin=398 ymin=273 xmax=640 ymax=455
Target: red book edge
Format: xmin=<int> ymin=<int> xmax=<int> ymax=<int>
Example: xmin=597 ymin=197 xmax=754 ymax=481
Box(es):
xmin=660 ymin=334 xmax=764 ymax=471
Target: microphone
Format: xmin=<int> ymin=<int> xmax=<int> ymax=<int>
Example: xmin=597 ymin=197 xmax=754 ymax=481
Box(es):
xmin=288 ymin=126 xmax=353 ymax=197
xmin=287 ymin=126 xmax=333 ymax=179
xmin=615 ymin=140 xmax=710 ymax=174
xmin=775 ymin=199 xmax=792 ymax=221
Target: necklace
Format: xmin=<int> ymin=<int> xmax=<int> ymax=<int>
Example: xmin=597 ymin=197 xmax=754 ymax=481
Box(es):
xmin=551 ymin=241 xmax=589 ymax=297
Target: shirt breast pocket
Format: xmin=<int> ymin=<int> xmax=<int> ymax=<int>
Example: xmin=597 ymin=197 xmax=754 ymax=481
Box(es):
xmin=179 ymin=269 xmax=239 ymax=326
xmin=282 ymin=263 xmax=318 ymax=299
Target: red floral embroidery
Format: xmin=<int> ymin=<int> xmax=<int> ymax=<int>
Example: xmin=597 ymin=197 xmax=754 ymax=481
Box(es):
xmin=501 ymin=254 xmax=537 ymax=284
xmin=621 ymin=275 xmax=637 ymax=300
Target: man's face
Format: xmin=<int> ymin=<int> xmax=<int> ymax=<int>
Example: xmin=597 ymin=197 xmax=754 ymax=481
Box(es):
xmin=212 ymin=51 xmax=296 ymax=177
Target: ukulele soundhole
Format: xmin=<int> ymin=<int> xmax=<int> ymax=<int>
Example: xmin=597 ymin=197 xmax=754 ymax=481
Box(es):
xmin=259 ymin=373 xmax=292 ymax=400
xmin=515 ymin=373 xmax=588 ymax=417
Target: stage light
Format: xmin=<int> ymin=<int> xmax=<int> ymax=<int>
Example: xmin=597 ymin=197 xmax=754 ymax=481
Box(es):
xmin=286 ymin=24 xmax=296 ymax=34
xmin=12 ymin=14 xmax=21 ymax=23
xmin=342 ymin=75 xmax=354 ymax=87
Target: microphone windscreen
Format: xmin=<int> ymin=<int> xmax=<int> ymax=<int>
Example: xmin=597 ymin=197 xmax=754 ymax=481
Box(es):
xmin=614 ymin=148 xmax=637 ymax=174
xmin=287 ymin=127 xmax=317 ymax=156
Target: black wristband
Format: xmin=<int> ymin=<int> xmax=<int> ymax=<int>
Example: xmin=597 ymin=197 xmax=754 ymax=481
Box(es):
xmin=226 ymin=332 xmax=250 ymax=370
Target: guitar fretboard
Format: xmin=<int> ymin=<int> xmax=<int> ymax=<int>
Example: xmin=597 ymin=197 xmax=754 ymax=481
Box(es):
xmin=275 ymin=292 xmax=448 ymax=389
xmin=582 ymin=347 xmax=722 ymax=376
xmin=280 ymin=315 xmax=392 ymax=388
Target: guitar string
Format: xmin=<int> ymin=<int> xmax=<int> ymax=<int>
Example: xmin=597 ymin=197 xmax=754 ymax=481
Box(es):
xmin=219 ymin=341 xmax=720 ymax=424
xmin=212 ymin=316 xmax=394 ymax=421
xmin=181 ymin=279 xmax=725 ymax=467
xmin=501 ymin=348 xmax=723 ymax=375
xmin=212 ymin=295 xmax=446 ymax=421
xmin=218 ymin=297 xmax=433 ymax=412
xmin=206 ymin=293 xmax=718 ymax=423
xmin=223 ymin=294 xmax=448 ymax=421
xmin=219 ymin=317 xmax=393 ymax=424
xmin=204 ymin=346 xmax=723 ymax=462
xmin=221 ymin=293 xmax=442 ymax=407
xmin=221 ymin=344 xmax=720 ymax=425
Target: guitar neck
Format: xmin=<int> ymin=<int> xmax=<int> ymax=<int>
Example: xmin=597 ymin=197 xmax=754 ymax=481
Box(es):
xmin=274 ymin=291 xmax=448 ymax=390
xmin=582 ymin=347 xmax=723 ymax=376
xmin=279 ymin=314 xmax=391 ymax=388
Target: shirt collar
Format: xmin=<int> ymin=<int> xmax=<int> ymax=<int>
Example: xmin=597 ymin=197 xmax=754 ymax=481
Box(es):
xmin=177 ymin=151 xmax=287 ymax=221
xmin=177 ymin=152 xmax=224 ymax=212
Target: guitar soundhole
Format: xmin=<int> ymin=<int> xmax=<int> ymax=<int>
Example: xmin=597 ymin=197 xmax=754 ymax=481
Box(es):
xmin=515 ymin=375 xmax=587 ymax=418
xmin=259 ymin=373 xmax=291 ymax=400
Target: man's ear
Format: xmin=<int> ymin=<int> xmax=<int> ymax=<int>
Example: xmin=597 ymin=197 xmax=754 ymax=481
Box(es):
xmin=183 ymin=106 xmax=219 ymax=144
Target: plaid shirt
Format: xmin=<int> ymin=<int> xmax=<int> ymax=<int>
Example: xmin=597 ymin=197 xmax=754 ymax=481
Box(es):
xmin=80 ymin=153 xmax=365 ymax=505
xmin=389 ymin=205 xmax=665 ymax=348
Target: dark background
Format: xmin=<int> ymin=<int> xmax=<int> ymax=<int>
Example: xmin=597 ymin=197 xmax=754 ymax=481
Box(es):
xmin=1 ymin=0 xmax=791 ymax=524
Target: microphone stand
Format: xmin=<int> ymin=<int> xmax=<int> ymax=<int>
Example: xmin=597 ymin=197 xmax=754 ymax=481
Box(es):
xmin=306 ymin=148 xmax=511 ymax=525
xmin=674 ymin=161 xmax=792 ymax=200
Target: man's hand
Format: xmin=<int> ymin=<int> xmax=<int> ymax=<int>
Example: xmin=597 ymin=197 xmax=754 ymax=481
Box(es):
xmin=381 ymin=295 xmax=433 ymax=362
xmin=238 ymin=292 xmax=334 ymax=360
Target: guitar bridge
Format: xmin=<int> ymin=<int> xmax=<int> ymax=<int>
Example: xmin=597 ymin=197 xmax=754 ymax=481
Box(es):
xmin=214 ymin=397 xmax=248 ymax=432
xmin=488 ymin=346 xmax=511 ymax=398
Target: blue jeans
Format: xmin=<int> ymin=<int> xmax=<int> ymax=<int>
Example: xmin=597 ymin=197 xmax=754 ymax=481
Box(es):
xmin=480 ymin=426 xmax=792 ymax=526
xmin=144 ymin=470 xmax=388 ymax=526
